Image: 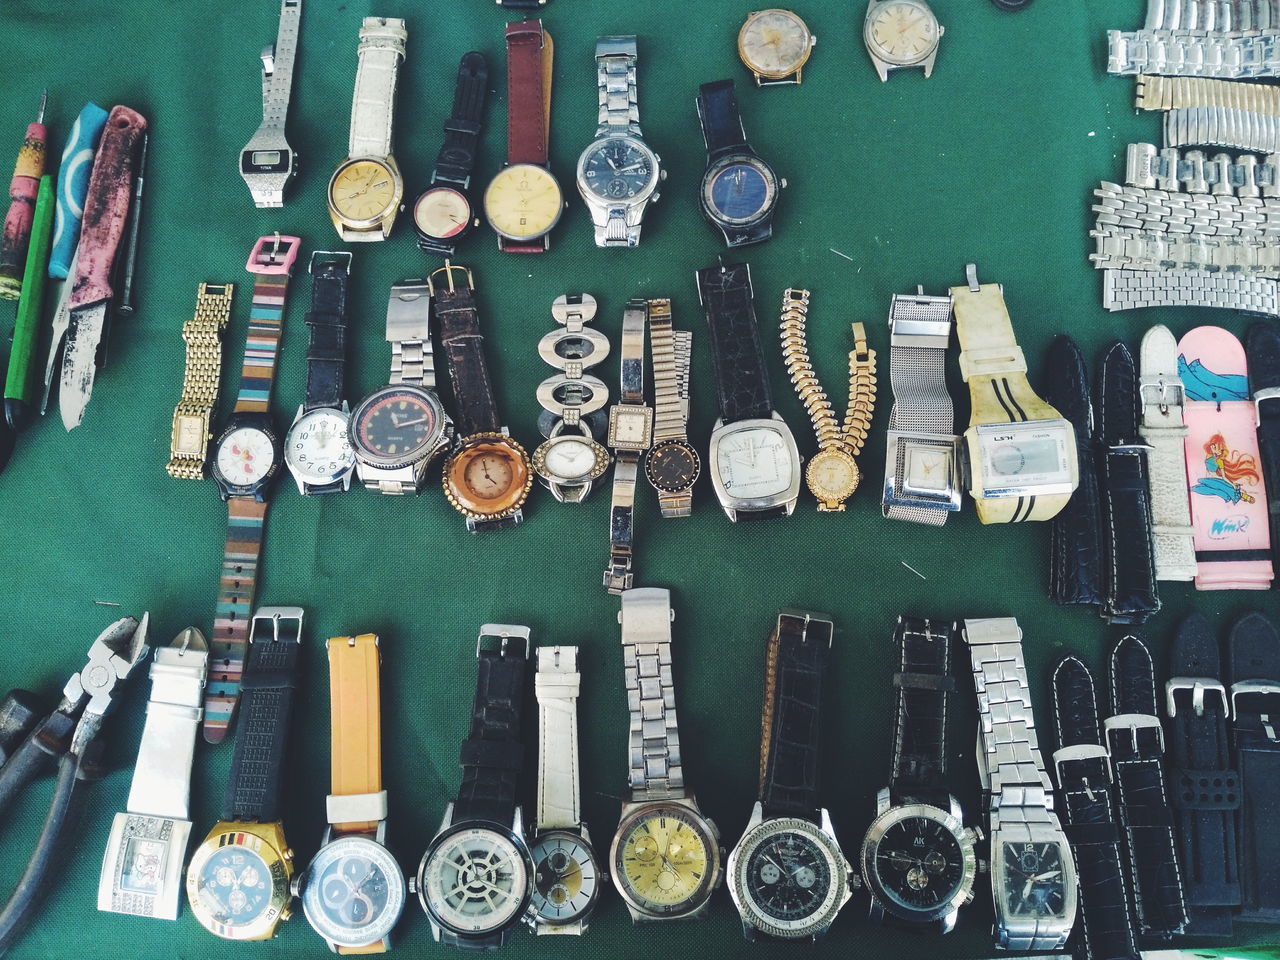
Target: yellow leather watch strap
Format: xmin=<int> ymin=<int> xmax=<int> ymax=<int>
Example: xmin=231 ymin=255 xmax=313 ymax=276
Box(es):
xmin=327 ymin=633 xmax=383 ymax=836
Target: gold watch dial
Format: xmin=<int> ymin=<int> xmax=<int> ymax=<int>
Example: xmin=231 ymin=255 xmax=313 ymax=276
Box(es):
xmin=867 ymin=0 xmax=939 ymax=64
xmin=738 ymin=9 xmax=813 ymax=78
xmin=613 ymin=805 xmax=716 ymax=916
xmin=483 ymin=163 xmax=564 ymax=242
xmin=329 ymin=159 xmax=398 ymax=224
xmin=805 ymin=447 xmax=860 ymax=508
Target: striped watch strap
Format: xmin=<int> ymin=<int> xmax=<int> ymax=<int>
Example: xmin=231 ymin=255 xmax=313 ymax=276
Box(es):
xmin=233 ymin=274 xmax=288 ymax=413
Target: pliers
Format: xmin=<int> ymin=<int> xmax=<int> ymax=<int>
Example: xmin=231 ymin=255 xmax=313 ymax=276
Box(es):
xmin=0 ymin=614 xmax=149 ymax=956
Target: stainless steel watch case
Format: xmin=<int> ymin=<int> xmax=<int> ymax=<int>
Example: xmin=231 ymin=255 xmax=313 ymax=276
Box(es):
xmin=988 ymin=823 xmax=1079 ymax=950
xmin=523 ymin=825 xmax=604 ymax=934
xmin=863 ymin=0 xmax=943 ymax=81
xmin=882 ymin=429 xmax=963 ymax=514
xmin=707 ymin=413 xmax=802 ymax=521
xmin=532 ymin=428 xmax=612 ymax=503
xmin=97 ymin=812 xmax=193 ymax=920
xmin=296 ymin=823 xmax=405 ymax=950
xmin=348 ymin=383 xmax=453 ymax=492
xmin=609 ymin=796 xmax=723 ymax=923
xmin=284 ymin=402 xmax=356 ymax=495
xmin=699 ymin=151 xmax=784 ymax=240
xmin=575 ymin=134 xmax=665 ymax=248
xmin=963 ymin=417 xmax=1078 ymax=501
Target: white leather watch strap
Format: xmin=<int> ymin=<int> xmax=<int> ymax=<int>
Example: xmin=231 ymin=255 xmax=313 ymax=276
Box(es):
xmin=1139 ymin=325 xmax=1198 ymax=581
xmin=348 ymin=17 xmax=407 ymax=158
xmin=536 ymin=645 xmax=582 ymax=830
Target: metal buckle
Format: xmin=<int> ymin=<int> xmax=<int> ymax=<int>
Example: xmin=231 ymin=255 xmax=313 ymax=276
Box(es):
xmin=1230 ymin=680 xmax=1280 ymax=726
xmin=309 ymin=250 xmax=352 ymax=275
xmin=1140 ymin=378 xmax=1186 ymax=414
xmin=1103 ymin=712 xmax=1165 ymax=753
xmin=1052 ymin=744 xmax=1112 ymax=797
xmin=245 ymin=232 xmax=301 ymax=276
xmin=1254 ymin=385 xmax=1280 ymax=426
xmin=475 ymin=624 xmax=532 ymax=659
xmin=249 ymin=605 xmax=305 ymax=644
xmin=427 ymin=259 xmax=474 ymax=296
xmin=777 ymin=609 xmax=834 ymax=648
xmin=1165 ymin=677 xmax=1229 ymax=718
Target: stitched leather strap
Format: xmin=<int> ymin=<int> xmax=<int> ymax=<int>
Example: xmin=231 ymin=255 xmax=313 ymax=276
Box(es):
xmin=887 ymin=616 xmax=953 ymax=805
xmin=535 ymin=646 xmax=581 ymax=830
xmin=505 ymin=21 xmax=552 ymax=166
xmin=455 ymin=644 xmax=529 ymax=825
xmin=347 ymin=18 xmax=405 ymax=159
xmin=302 ymin=254 xmax=351 ymax=412
xmin=1139 ymin=325 xmax=1198 ymax=580
xmin=1246 ymin=322 xmax=1280 ymax=557
xmin=327 ymin=634 xmax=383 ymax=836
xmin=696 ymin=262 xmax=772 ymax=423
xmin=433 ymin=51 xmax=488 ymax=188
xmin=695 ymin=79 xmax=750 ymax=159
xmin=757 ymin=611 xmax=831 ymax=820
xmin=434 ymin=268 xmax=500 ymax=437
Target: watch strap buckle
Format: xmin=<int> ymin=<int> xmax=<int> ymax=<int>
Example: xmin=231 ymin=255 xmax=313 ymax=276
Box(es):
xmin=476 ymin=624 xmax=532 ymax=659
xmin=1166 ymin=677 xmax=1229 ymax=718
xmin=1230 ymin=680 xmax=1280 ymax=739
xmin=1254 ymin=385 xmax=1280 ymax=426
xmin=1103 ymin=712 xmax=1165 ymax=754
xmin=428 ymin=259 xmax=474 ymax=295
xmin=1141 ymin=377 xmax=1186 ymax=415
xmin=245 ymin=233 xmax=301 ymax=276
xmin=309 ymin=250 xmax=352 ymax=275
xmin=1052 ymin=743 xmax=1113 ymax=797
xmin=248 ymin=606 xmax=304 ymax=645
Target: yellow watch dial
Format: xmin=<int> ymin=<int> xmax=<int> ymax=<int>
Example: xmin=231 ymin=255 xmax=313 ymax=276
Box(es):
xmin=614 ymin=805 xmax=715 ymax=915
xmin=805 ymin=446 xmax=860 ymax=509
xmin=329 ymin=159 xmax=398 ymax=224
xmin=483 ymin=163 xmax=564 ymax=242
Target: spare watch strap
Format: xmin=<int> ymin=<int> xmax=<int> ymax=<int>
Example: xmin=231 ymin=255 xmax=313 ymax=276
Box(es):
xmin=888 ymin=616 xmax=953 ymax=805
xmin=1166 ymin=612 xmax=1240 ymax=936
xmin=259 ymin=0 xmax=301 ymax=131
xmin=327 ymin=633 xmax=385 ymax=836
xmin=506 ymin=20 xmax=553 ymax=166
xmin=1105 ymin=635 xmax=1188 ymax=938
xmin=697 ymin=262 xmax=772 ymax=423
xmin=455 ymin=629 xmax=530 ymax=825
xmin=348 ymin=17 xmax=406 ymax=159
xmin=500 ymin=0 xmax=547 ymax=10
xmin=1098 ymin=340 xmax=1161 ymax=624
xmin=433 ymin=51 xmax=489 ymax=188
xmin=1042 ymin=335 xmax=1104 ymax=608
xmin=1246 ymin=322 xmax=1280 ymax=555
xmin=234 ymin=241 xmax=297 ymax=415
xmin=434 ymin=267 xmax=500 ymax=436
xmin=596 ymin=35 xmax=640 ymax=137
xmin=535 ymin=646 xmax=582 ymax=830
xmin=166 ymin=283 xmax=234 ymax=480
xmin=757 ymin=611 xmax=831 ymax=819
xmin=1050 ymin=657 xmax=1141 ymax=960
xmin=883 ymin=291 xmax=959 ymax=525
xmin=1226 ymin=611 xmax=1280 ymax=921
xmin=387 ymin=279 xmax=434 ymax=388
xmin=696 ymin=79 xmax=749 ymax=159
xmin=620 ymin=587 xmax=684 ymax=801
xmin=302 ymin=252 xmax=351 ymax=412
xmin=222 ymin=608 xmax=303 ymax=822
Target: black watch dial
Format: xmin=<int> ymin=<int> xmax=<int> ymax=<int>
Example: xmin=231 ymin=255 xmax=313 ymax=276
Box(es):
xmin=1001 ymin=842 xmax=1068 ymax=918
xmin=871 ymin=815 xmax=966 ymax=913
xmin=645 ymin=440 xmax=701 ymax=492
xmin=580 ymin=137 xmax=656 ymax=201
xmin=351 ymin=388 xmax=440 ymax=464
xmin=744 ymin=829 xmax=832 ymax=923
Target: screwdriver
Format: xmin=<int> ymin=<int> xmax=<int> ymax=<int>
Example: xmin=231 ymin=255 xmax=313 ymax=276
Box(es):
xmin=0 ymin=92 xmax=49 ymax=301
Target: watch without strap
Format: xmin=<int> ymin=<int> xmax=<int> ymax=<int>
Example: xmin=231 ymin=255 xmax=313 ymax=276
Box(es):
xmin=951 ymin=265 xmax=1078 ymax=524
xmin=604 ymin=300 xmax=654 ymax=593
xmin=98 ymin=628 xmax=208 ymax=921
xmin=413 ymin=52 xmax=489 ymax=258
xmin=738 ymin=9 xmax=816 ymax=86
xmin=240 ymin=0 xmax=301 ymax=207
xmin=863 ymin=0 xmax=943 ymax=82
xmin=166 ymin=283 xmax=234 ymax=480
xmin=728 ymin=610 xmax=853 ymax=941
xmin=1139 ymin=325 xmax=1197 ymax=581
xmin=610 ymin=588 xmax=723 ymax=922
xmin=298 ymin=633 xmax=405 ymax=951
xmin=697 ymin=262 xmax=801 ymax=521
xmin=644 ymin=299 xmax=699 ymax=517
xmin=696 ymin=80 xmax=784 ymax=248
xmin=284 ymin=251 xmax=355 ymax=496
xmin=187 ymin=607 xmax=304 ymax=941
xmin=326 ymin=18 xmax=406 ymax=242
xmin=204 ymin=234 xmax=299 ymax=744
xmin=1245 ymin=322 xmax=1280 ymax=560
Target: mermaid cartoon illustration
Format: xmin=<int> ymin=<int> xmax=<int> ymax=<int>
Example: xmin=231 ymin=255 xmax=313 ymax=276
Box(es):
xmin=1192 ymin=433 xmax=1260 ymax=504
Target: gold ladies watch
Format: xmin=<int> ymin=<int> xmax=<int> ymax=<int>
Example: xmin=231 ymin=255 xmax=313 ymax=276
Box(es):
xmin=167 ymin=283 xmax=234 ymax=479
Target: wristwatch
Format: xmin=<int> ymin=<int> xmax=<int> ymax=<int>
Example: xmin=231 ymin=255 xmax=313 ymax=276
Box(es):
xmin=863 ymin=0 xmax=943 ymax=82
xmin=881 ymin=288 xmax=962 ymax=524
xmin=525 ymin=646 xmax=602 ymax=935
xmin=349 ymin=279 xmax=453 ymax=496
xmin=98 ymin=627 xmax=208 ymax=920
xmin=484 ymin=20 xmax=564 ymax=253
xmin=604 ymin=300 xmax=654 ymax=594
xmin=436 ymin=263 xmax=533 ymax=530
xmin=696 ymin=80 xmax=784 ymax=248
xmin=727 ymin=611 xmax=852 ymax=940
xmin=284 ymin=251 xmax=355 ymax=496
xmin=166 ymin=283 xmax=234 ymax=480
xmin=187 ymin=607 xmax=304 ymax=941
xmin=951 ymin=265 xmax=1078 ymax=524
xmin=857 ymin=617 xmax=982 ymax=933
xmin=240 ymin=0 xmax=301 ymax=206
xmin=576 ymin=36 xmax=665 ymax=247
xmin=643 ymin=299 xmax=700 ymax=517
xmin=204 ymin=235 xmax=299 ymax=744
xmin=961 ymin=617 xmax=1078 ymax=950
xmin=698 ymin=262 xmax=801 ymax=521
xmin=533 ymin=293 xmax=612 ymax=504
xmin=738 ymin=9 xmax=816 ymax=85
xmin=610 ymin=588 xmax=723 ymax=922
xmin=326 ymin=18 xmax=407 ymax=241
xmin=412 ymin=52 xmax=489 ymax=258
xmin=297 ymin=633 xmax=405 ymax=951
xmin=415 ymin=626 xmax=534 ymax=949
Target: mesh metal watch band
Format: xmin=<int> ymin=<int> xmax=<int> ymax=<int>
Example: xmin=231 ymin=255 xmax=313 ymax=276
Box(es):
xmin=619 ymin=587 xmax=685 ymax=802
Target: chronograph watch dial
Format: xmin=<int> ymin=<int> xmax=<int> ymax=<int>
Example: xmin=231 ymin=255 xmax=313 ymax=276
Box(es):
xmin=863 ymin=0 xmax=943 ymax=81
xmin=737 ymin=9 xmax=817 ymax=85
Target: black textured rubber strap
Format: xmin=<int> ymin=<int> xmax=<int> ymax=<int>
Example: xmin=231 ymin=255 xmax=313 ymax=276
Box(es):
xmin=1050 ymin=657 xmax=1141 ymax=960
xmin=436 ymin=281 xmax=501 ymax=437
xmin=498 ymin=0 xmax=546 ymax=8
xmin=1226 ymin=610 xmax=1280 ymax=921
xmin=1097 ymin=341 xmax=1160 ymax=624
xmin=1043 ymin=335 xmax=1103 ymax=608
xmin=454 ymin=649 xmax=528 ymax=824
xmin=433 ymin=51 xmax=489 ymax=188
xmin=222 ymin=621 xmax=301 ymax=822
xmin=758 ymin=612 xmax=831 ymax=819
xmin=1246 ymin=322 xmax=1280 ymax=554
xmin=302 ymin=256 xmax=350 ymax=413
xmin=696 ymin=262 xmax=773 ymax=423
xmin=1166 ymin=612 xmax=1240 ymax=937
xmin=887 ymin=616 xmax=953 ymax=806
xmin=1105 ymin=635 xmax=1188 ymax=938
xmin=695 ymin=79 xmax=749 ymax=160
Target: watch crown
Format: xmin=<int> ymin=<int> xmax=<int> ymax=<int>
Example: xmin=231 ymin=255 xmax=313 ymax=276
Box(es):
xmin=279 ymin=905 xmax=293 ymax=922
xmin=408 ymin=875 xmax=418 ymax=894
xmin=976 ymin=858 xmax=989 ymax=875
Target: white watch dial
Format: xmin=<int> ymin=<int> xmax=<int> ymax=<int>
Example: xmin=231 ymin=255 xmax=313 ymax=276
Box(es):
xmin=716 ymin=426 xmax=792 ymax=499
xmin=422 ymin=827 xmax=529 ymax=934
xmin=301 ymin=836 xmax=405 ymax=947
xmin=906 ymin=446 xmax=952 ymax=491
xmin=544 ymin=437 xmax=598 ymax=480
xmin=975 ymin=420 xmax=1076 ymax=497
xmin=216 ymin=427 xmax=275 ymax=486
xmin=528 ymin=832 xmax=599 ymax=925
xmin=286 ymin=409 xmax=355 ymax=484
xmin=867 ymin=0 xmax=939 ymax=64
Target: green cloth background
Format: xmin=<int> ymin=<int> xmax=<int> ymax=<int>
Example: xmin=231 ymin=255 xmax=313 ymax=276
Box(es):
xmin=1 ymin=0 xmax=1278 ymax=956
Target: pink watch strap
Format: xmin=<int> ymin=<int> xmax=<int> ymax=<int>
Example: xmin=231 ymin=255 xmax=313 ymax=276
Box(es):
xmin=1178 ymin=325 xmax=1274 ymax=590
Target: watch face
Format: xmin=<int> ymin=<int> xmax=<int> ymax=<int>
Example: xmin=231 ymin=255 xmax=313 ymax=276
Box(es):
xmin=607 ymin=404 xmax=654 ymax=452
xmin=418 ymin=824 xmax=531 ymax=936
xmin=414 ymin=186 xmax=473 ymax=241
xmin=187 ymin=839 xmax=288 ymax=938
xmin=285 ymin=408 xmax=356 ymax=485
xmin=611 ymin=803 xmax=719 ymax=918
xmin=120 ymin=836 xmax=169 ymax=895
xmin=714 ymin=424 xmax=796 ymax=501
xmin=862 ymin=810 xmax=970 ymax=920
xmin=906 ymin=443 xmax=953 ymax=491
xmin=302 ymin=836 xmax=406 ymax=948
xmin=645 ymin=440 xmax=701 ymax=492
xmin=214 ymin=426 xmax=278 ymax=489
xmin=973 ymin=419 xmax=1076 ymax=498
xmin=866 ymin=1 xmax=940 ymax=65
xmin=528 ymin=830 xmax=601 ymax=926
xmin=739 ymin=8 xmax=814 ymax=77
xmin=703 ymin=156 xmax=779 ymax=226
xmin=329 ymin=159 xmax=399 ymax=225
xmin=533 ymin=434 xmax=610 ymax=484
xmin=999 ymin=841 xmax=1069 ymax=919
xmin=578 ymin=137 xmax=658 ymax=202
xmin=730 ymin=818 xmax=848 ymax=938
xmin=805 ymin=447 xmax=860 ymax=502
xmin=483 ymin=163 xmax=564 ymax=242
xmin=350 ymin=387 xmax=446 ymax=469
xmin=444 ymin=435 xmax=533 ymax=520
xmin=241 ymin=148 xmax=293 ymax=175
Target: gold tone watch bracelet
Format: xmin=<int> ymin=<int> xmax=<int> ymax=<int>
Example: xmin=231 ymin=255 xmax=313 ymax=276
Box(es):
xmin=166 ymin=283 xmax=234 ymax=479
xmin=1136 ymin=74 xmax=1280 ymax=116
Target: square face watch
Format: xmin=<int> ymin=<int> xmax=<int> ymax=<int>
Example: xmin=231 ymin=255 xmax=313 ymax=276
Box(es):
xmin=968 ymin=419 xmax=1076 ymax=499
xmin=993 ymin=839 xmax=1075 ymax=921
xmin=608 ymin=405 xmax=654 ymax=451
xmin=884 ymin=431 xmax=963 ymax=511
xmin=709 ymin=418 xmax=802 ymax=511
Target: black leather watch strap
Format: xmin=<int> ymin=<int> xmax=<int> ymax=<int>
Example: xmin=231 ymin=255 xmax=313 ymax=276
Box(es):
xmin=433 ymin=51 xmax=489 ymax=188
xmin=1105 ymin=635 xmax=1187 ymax=938
xmin=1226 ymin=610 xmax=1280 ymax=921
xmin=222 ymin=613 xmax=302 ymax=823
xmin=757 ymin=611 xmax=831 ymax=819
xmin=1051 ymin=657 xmax=1140 ymax=960
xmin=1097 ymin=341 xmax=1160 ymax=624
xmin=1246 ymin=322 xmax=1280 ymax=554
xmin=1043 ymin=335 xmax=1104 ymax=608
xmin=696 ymin=262 xmax=773 ymax=423
xmin=887 ymin=616 xmax=953 ymax=806
xmin=1166 ymin=612 xmax=1240 ymax=937
xmin=696 ymin=79 xmax=750 ymax=160
xmin=454 ymin=647 xmax=529 ymax=825
xmin=498 ymin=0 xmax=546 ymax=8
xmin=434 ymin=269 xmax=501 ymax=437
xmin=302 ymin=253 xmax=351 ymax=413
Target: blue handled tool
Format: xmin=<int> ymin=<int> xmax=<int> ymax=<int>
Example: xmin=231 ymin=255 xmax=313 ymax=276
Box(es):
xmin=48 ymin=102 xmax=108 ymax=279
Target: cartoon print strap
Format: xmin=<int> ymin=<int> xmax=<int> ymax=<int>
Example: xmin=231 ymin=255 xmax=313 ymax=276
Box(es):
xmin=1177 ymin=326 xmax=1274 ymax=591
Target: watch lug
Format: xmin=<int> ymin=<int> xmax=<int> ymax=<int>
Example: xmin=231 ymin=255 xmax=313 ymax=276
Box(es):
xmin=818 ymin=806 xmax=839 ymax=841
xmin=940 ymin=907 xmax=959 ymax=933
xmin=740 ymin=918 xmax=758 ymax=942
xmin=947 ymin=793 xmax=963 ymax=820
xmin=868 ymin=901 xmax=885 ymax=924
xmin=434 ymin=802 xmax=454 ymax=838
xmin=874 ymin=59 xmax=890 ymax=82
xmin=923 ymin=50 xmax=937 ymax=78
xmin=512 ymin=805 xmax=525 ymax=838
xmin=744 ymin=801 xmax=764 ymax=832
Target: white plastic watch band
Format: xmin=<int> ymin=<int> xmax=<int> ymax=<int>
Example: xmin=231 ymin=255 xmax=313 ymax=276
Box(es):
xmin=535 ymin=646 xmax=583 ymax=830
xmin=952 ymin=280 xmax=1028 ymax=383
xmin=126 ymin=638 xmax=208 ymax=820
xmin=1139 ymin=325 xmax=1199 ymax=581
xmin=348 ymin=17 xmax=406 ymax=159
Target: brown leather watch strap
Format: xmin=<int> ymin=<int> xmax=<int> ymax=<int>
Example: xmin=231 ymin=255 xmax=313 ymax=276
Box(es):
xmin=505 ymin=20 xmax=553 ymax=166
xmin=431 ymin=263 xmax=501 ymax=436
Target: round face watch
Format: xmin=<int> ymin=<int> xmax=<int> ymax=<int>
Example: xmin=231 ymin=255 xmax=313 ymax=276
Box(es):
xmin=483 ymin=164 xmax=564 ymax=242
xmin=645 ymin=439 xmax=701 ymax=493
xmin=533 ymin=434 xmax=611 ymax=486
xmin=865 ymin=0 xmax=941 ymax=65
xmin=327 ymin=158 xmax=401 ymax=227
xmin=577 ymin=137 xmax=659 ymax=203
xmin=443 ymin=434 xmax=533 ymax=521
xmin=187 ymin=835 xmax=291 ymax=940
xmin=738 ymin=9 xmax=815 ymax=80
xmin=715 ymin=424 xmax=794 ymax=500
xmin=703 ymin=156 xmax=780 ymax=227
xmin=527 ymin=830 xmax=601 ymax=928
xmin=301 ymin=835 xmax=406 ymax=948
xmin=212 ymin=424 xmax=280 ymax=494
xmin=413 ymin=186 xmax=474 ymax=245
xmin=611 ymin=803 xmax=719 ymax=918
xmin=805 ymin=447 xmax=860 ymax=503
xmin=859 ymin=803 xmax=978 ymax=924
xmin=418 ymin=824 xmax=532 ymax=936
xmin=730 ymin=817 xmax=849 ymax=938
xmin=285 ymin=409 xmax=356 ymax=488
xmin=349 ymin=386 xmax=447 ymax=469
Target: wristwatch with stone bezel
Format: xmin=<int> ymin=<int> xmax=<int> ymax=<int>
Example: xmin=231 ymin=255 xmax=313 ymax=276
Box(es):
xmin=696 ymin=79 xmax=784 ymax=249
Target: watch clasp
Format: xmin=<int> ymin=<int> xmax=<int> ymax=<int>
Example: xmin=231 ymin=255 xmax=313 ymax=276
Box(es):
xmin=475 ymin=624 xmax=532 ymax=660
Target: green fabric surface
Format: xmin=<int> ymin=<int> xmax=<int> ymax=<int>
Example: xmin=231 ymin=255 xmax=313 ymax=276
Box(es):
xmin=0 ymin=0 xmax=1278 ymax=957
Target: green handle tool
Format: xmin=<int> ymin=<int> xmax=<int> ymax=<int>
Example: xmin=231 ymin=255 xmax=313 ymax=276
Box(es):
xmin=4 ymin=173 xmax=53 ymax=430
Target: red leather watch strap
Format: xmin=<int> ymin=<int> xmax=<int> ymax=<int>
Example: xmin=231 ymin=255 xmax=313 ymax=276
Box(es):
xmin=505 ymin=20 xmax=553 ymax=166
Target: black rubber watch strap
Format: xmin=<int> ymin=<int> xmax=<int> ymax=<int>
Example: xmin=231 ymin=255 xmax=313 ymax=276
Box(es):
xmin=1166 ymin=612 xmax=1240 ymax=937
xmin=758 ymin=612 xmax=831 ymax=819
xmin=696 ymin=262 xmax=773 ymax=423
xmin=436 ymin=280 xmax=501 ymax=437
xmin=1246 ymin=322 xmax=1280 ymax=555
xmin=498 ymin=0 xmax=547 ymax=8
xmin=1226 ymin=610 xmax=1280 ymax=921
xmin=888 ymin=616 xmax=953 ymax=804
xmin=454 ymin=649 xmax=528 ymax=825
xmin=302 ymin=255 xmax=351 ymax=412
xmin=696 ymin=79 xmax=749 ymax=159
xmin=433 ymin=51 xmax=489 ymax=188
